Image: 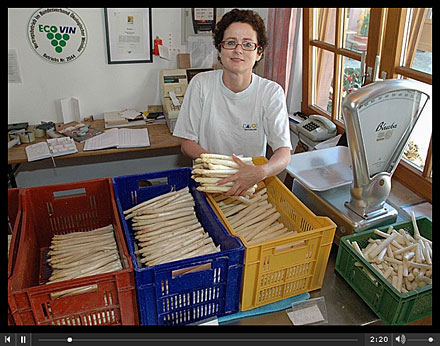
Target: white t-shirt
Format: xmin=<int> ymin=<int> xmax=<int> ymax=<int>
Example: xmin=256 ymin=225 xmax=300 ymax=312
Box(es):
xmin=173 ymin=69 xmax=292 ymax=157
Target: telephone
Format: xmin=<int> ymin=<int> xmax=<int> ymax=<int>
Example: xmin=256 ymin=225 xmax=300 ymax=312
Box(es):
xmin=161 ymin=69 xmax=188 ymax=133
xmin=191 ymin=8 xmax=216 ymax=34
xmin=296 ymin=114 xmax=337 ymax=142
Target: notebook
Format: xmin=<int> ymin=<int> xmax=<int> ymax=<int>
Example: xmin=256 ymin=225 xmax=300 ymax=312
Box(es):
xmin=83 ymin=128 xmax=150 ymax=151
xmin=25 ymin=137 xmax=78 ymax=162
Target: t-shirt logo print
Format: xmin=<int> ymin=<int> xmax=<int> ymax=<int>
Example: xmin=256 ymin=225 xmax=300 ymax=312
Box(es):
xmin=242 ymin=123 xmax=258 ymax=131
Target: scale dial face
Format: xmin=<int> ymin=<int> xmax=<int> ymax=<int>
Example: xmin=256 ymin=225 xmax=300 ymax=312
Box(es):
xmin=357 ymin=89 xmax=426 ymax=176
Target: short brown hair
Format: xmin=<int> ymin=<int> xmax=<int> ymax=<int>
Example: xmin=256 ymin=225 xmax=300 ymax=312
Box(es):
xmin=213 ymin=9 xmax=267 ymax=68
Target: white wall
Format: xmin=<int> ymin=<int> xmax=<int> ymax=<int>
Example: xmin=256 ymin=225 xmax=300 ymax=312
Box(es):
xmin=8 ymin=8 xmax=188 ymax=124
xmin=8 ymin=8 xmax=268 ymax=125
xmin=8 ymin=8 xmax=272 ymax=188
xmin=8 ymin=8 xmax=298 ymax=187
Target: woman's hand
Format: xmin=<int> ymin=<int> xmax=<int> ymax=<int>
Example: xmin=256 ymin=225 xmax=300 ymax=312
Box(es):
xmin=216 ymin=155 xmax=266 ymax=196
xmin=216 ymin=147 xmax=291 ymax=196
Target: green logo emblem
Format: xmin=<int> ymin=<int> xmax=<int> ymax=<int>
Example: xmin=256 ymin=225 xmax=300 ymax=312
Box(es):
xmin=28 ymin=8 xmax=87 ymax=64
xmin=46 ymin=29 xmax=71 ymax=53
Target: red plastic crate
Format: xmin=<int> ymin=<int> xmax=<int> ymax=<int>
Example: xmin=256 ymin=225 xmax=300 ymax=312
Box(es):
xmin=8 ymin=188 xmax=22 ymax=277
xmin=8 ymin=188 xmax=22 ymax=325
xmin=8 ymin=178 xmax=139 ymax=325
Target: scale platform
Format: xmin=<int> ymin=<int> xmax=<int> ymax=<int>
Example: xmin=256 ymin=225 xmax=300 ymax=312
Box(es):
xmin=292 ymin=178 xmax=397 ymax=245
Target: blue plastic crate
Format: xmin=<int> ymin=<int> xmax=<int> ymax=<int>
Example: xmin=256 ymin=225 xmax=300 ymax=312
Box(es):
xmin=112 ymin=168 xmax=245 ymax=325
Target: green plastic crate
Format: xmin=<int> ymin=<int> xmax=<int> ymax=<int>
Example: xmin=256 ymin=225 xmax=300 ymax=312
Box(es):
xmin=335 ymin=217 xmax=432 ymax=325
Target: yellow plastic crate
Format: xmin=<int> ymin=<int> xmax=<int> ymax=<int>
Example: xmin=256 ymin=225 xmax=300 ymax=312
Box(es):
xmin=206 ymin=156 xmax=336 ymax=311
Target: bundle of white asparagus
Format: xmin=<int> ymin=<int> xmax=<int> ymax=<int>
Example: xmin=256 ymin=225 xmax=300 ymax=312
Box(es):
xmin=47 ymin=224 xmax=122 ymax=284
xmin=350 ymin=212 xmax=432 ymax=294
xmin=123 ymin=187 xmax=220 ymax=267
xmin=214 ymin=185 xmax=300 ymax=245
xmin=191 ymin=153 xmax=257 ymax=195
xmin=8 ymin=234 xmax=12 ymax=257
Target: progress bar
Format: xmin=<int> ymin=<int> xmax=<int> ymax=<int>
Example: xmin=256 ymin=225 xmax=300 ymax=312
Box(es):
xmin=2 ymin=333 xmax=438 ymax=346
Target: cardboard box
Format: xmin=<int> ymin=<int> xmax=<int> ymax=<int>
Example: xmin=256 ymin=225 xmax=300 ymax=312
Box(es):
xmin=177 ymin=53 xmax=191 ymax=69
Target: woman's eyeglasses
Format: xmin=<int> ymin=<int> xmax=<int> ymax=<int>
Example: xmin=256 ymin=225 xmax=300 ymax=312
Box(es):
xmin=219 ymin=40 xmax=259 ymax=51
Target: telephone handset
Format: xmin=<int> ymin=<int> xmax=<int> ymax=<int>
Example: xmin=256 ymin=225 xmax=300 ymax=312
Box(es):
xmin=296 ymin=114 xmax=337 ymax=142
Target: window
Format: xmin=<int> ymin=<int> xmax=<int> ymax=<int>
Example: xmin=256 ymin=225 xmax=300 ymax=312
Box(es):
xmin=302 ymin=8 xmax=432 ymax=202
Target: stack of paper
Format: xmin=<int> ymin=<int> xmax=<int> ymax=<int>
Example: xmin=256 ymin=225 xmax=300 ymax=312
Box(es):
xmin=83 ymin=128 xmax=150 ymax=151
xmin=104 ymin=111 xmax=146 ymax=128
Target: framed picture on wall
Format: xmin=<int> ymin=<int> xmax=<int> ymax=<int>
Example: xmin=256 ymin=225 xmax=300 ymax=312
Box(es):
xmin=104 ymin=8 xmax=153 ymax=64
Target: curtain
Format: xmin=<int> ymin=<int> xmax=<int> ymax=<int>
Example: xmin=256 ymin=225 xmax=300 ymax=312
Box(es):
xmin=315 ymin=9 xmax=336 ymax=110
xmin=286 ymin=10 xmax=303 ymax=113
xmin=264 ymin=8 xmax=297 ymax=95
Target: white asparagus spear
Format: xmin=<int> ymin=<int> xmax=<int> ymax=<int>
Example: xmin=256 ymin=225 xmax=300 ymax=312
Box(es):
xmin=369 ymin=233 xmax=398 ymax=259
xmin=143 ymin=237 xmax=212 ymax=265
xmin=48 ymin=239 xmax=117 ymax=255
xmin=133 ymin=207 xmax=195 ymax=220
xmin=137 ymin=226 xmax=204 ymax=248
xmin=49 ymin=253 xmax=120 ymax=281
xmin=232 ymin=204 xmax=273 ymax=230
xmin=138 ymin=228 xmax=205 ymax=251
xmin=200 ymin=153 xmax=253 ymax=162
xmin=202 ymin=159 xmax=240 ymax=168
xmin=51 ymin=249 xmax=118 ymax=269
xmin=50 ymin=253 xmax=121 ymax=280
xmin=170 ymin=244 xmax=220 ymax=264
xmin=241 ymin=213 xmax=281 ymax=241
xmin=227 ymin=201 xmax=262 ymax=226
xmin=196 ymin=185 xmax=256 ymax=195
xmin=141 ymin=233 xmax=209 ymax=261
xmin=195 ymin=177 xmax=229 ymax=184
xmin=50 ymin=232 xmax=115 ymax=248
xmin=352 ymin=241 xmax=365 ymax=258
xmin=136 ymin=200 xmax=195 ymax=215
xmin=52 ymin=225 xmax=114 ymax=239
xmin=234 ymin=206 xmax=277 ymax=233
xmin=248 ymin=222 xmax=286 ymax=241
xmin=123 ymin=187 xmax=188 ymax=214
xmin=248 ymin=228 xmax=290 ymax=245
xmin=132 ymin=210 xmax=195 ymax=225
xmin=207 ymin=163 xmax=238 ymax=171
xmin=133 ymin=215 xmax=197 ymax=233
xmin=410 ymin=211 xmax=421 ymax=240
xmin=192 ymin=168 xmax=238 ymax=175
xmin=136 ymin=221 xmax=201 ymax=240
xmin=223 ymin=202 xmax=248 ymax=218
xmin=393 ymin=243 xmax=417 ymax=255
xmin=135 ymin=218 xmax=199 ymax=236
xmin=129 ymin=193 xmax=194 ymax=218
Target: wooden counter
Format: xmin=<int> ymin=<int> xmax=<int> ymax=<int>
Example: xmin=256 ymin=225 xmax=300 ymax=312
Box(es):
xmin=8 ymin=120 xmax=182 ymax=165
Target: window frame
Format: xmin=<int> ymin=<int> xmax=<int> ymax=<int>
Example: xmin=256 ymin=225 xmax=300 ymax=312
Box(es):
xmin=301 ymin=8 xmax=432 ymax=202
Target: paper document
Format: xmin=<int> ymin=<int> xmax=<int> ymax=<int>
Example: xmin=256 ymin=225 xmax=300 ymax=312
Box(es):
xmin=118 ymin=128 xmax=150 ymax=148
xmin=287 ymin=305 xmax=325 ymax=325
xmin=83 ymin=128 xmax=150 ymax=151
xmin=25 ymin=142 xmax=51 ymax=162
xmin=187 ymin=35 xmax=216 ymax=68
xmin=158 ymin=45 xmax=170 ymax=60
xmin=169 ymin=91 xmax=181 ymax=107
xmin=120 ymin=109 xmax=142 ymax=120
xmin=83 ymin=128 xmax=119 ymax=151
xmin=25 ymin=137 xmax=78 ymax=162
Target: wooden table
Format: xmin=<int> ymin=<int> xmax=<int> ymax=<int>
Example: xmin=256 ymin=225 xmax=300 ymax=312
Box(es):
xmin=8 ymin=120 xmax=182 ymax=187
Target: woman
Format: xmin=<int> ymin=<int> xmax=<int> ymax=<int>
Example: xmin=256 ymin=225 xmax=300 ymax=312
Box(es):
xmin=173 ymin=9 xmax=292 ymax=196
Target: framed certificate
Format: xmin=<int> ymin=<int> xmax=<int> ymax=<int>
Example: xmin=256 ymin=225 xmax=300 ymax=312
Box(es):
xmin=104 ymin=8 xmax=153 ymax=64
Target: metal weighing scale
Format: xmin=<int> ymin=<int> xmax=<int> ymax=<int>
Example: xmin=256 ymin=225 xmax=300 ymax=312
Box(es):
xmin=288 ymin=79 xmax=430 ymax=244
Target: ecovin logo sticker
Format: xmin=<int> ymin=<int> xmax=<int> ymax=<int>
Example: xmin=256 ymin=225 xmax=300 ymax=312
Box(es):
xmin=28 ymin=8 xmax=87 ymax=64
